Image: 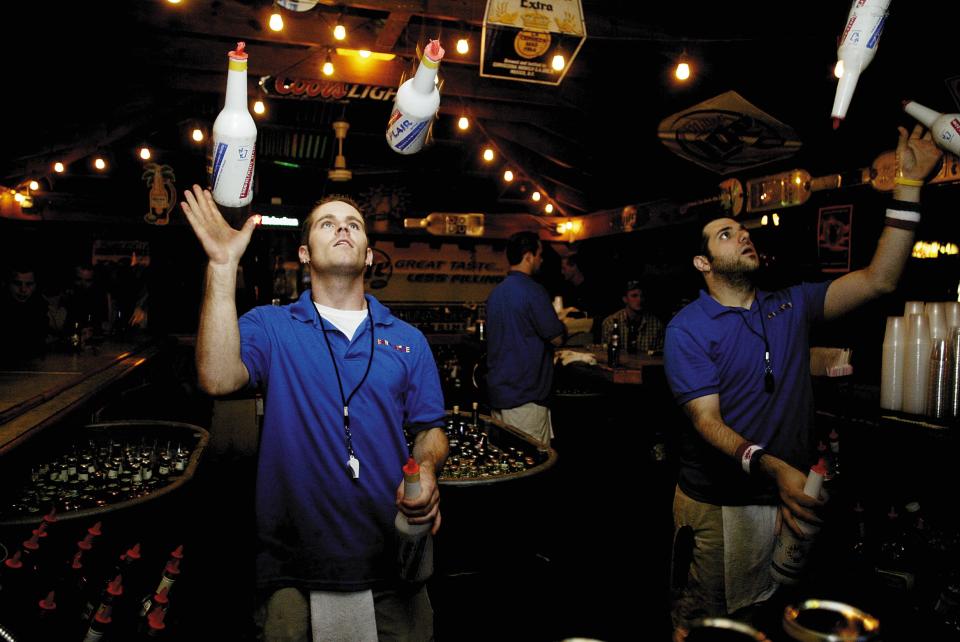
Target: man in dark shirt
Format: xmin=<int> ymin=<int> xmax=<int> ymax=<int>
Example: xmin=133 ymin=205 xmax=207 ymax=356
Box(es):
xmin=2 ymin=266 xmax=47 ymax=361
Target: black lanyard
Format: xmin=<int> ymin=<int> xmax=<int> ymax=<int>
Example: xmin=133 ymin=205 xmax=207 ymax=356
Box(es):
xmin=737 ymin=299 xmax=775 ymax=394
xmin=316 ymin=301 xmax=375 ymax=479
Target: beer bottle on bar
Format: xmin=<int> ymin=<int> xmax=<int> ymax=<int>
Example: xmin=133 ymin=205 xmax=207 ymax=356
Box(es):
xmin=607 ymin=329 xmax=620 ymax=367
xmin=471 ymin=401 xmax=481 ymax=433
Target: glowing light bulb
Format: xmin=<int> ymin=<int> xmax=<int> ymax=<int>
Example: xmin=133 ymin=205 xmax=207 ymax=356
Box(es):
xmin=192 ymin=128 xmax=204 ymax=142
xmin=532 ymin=191 xmax=541 ymax=202
xmin=322 ymin=60 xmax=334 ymax=76
xmin=14 ymin=193 xmax=24 ymax=203
xmin=503 ymin=170 xmax=514 ymax=182
xmin=269 ymin=12 xmax=283 ymax=32
xmin=94 ymin=158 xmax=107 ymax=171
xmin=482 ymin=148 xmax=494 ymax=162
xmin=551 ymin=54 xmax=565 ymax=71
xmin=358 ymin=50 xmax=371 ymax=58
xmin=253 ymin=100 xmax=266 ymax=115
xmin=456 ymin=38 xmax=469 ymax=54
xmin=458 ymin=116 xmax=469 ymax=130
xmin=166 ymin=0 xmax=181 ymax=4
xmin=139 ymin=147 xmax=152 ymax=160
xmin=545 ymin=203 xmax=554 ymax=214
xmin=334 ymin=24 xmax=346 ymax=41
xmin=54 ymin=162 xmax=65 ymax=173
xmin=772 ymin=213 xmax=780 ymax=226
xmin=675 ymin=62 xmax=690 ymax=81
xmin=761 ymin=215 xmax=769 ymax=226
xmin=28 ymin=180 xmax=39 ymax=191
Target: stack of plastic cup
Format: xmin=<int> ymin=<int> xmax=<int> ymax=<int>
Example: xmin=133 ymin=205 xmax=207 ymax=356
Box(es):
xmin=880 ymin=316 xmax=905 ymax=411
xmin=928 ymin=339 xmax=950 ymax=420
xmin=903 ymin=313 xmax=931 ymax=415
xmin=926 ymin=302 xmax=948 ymax=343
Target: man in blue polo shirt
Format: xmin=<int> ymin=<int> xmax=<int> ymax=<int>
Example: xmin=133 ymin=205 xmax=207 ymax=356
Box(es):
xmin=181 ymin=186 xmax=447 ymax=641
xmin=664 ymin=125 xmax=941 ymax=641
xmin=486 ymin=231 xmax=566 ymax=446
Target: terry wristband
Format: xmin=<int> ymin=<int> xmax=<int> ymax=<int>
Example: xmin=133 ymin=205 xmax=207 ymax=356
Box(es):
xmin=739 ymin=443 xmax=764 ymax=475
xmin=885 ymin=199 xmax=921 ymax=231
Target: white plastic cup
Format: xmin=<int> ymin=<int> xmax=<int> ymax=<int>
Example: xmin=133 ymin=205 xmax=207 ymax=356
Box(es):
xmin=926 ymin=302 xmax=948 ymax=343
xmin=944 ymin=302 xmax=960 ymax=331
xmin=904 ymin=301 xmax=925 ymax=317
xmin=880 ymin=316 xmax=905 ymax=410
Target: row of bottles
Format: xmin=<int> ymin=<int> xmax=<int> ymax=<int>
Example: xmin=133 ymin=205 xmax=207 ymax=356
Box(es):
xmin=388 ymin=303 xmax=481 ymax=334
xmin=1 ymin=437 xmax=193 ymax=520
xmin=0 ymin=512 xmax=183 ymax=640
xmin=422 ymin=405 xmax=546 ymax=480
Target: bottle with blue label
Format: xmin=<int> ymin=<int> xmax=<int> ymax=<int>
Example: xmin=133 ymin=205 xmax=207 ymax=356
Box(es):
xmin=211 ymin=42 xmax=257 ymax=208
xmin=386 ymin=40 xmax=444 ymax=155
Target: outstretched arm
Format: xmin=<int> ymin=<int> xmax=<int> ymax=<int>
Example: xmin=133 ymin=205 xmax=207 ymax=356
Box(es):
xmin=180 ymin=185 xmax=259 ymax=395
xmin=824 ymin=125 xmax=942 ymax=320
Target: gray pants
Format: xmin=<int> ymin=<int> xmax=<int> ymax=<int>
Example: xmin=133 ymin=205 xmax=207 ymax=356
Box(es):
xmin=258 ymin=585 xmax=433 ymax=642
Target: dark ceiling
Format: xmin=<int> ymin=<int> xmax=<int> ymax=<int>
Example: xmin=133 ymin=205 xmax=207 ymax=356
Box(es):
xmin=4 ymin=0 xmax=958 ymax=225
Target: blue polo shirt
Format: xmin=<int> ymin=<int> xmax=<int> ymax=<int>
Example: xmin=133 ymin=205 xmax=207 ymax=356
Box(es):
xmin=239 ymin=291 xmax=445 ymax=591
xmin=486 ymin=271 xmax=565 ymax=409
xmin=664 ymin=282 xmax=830 ymax=505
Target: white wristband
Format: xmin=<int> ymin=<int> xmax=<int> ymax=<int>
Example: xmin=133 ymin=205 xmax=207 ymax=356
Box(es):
xmin=742 ymin=444 xmax=764 ymax=474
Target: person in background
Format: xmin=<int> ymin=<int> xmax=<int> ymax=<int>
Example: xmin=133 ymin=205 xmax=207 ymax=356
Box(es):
xmin=663 ymin=125 xmax=941 ymax=641
xmin=1 ymin=265 xmax=48 ymax=361
xmin=486 ymin=231 xmax=566 ymax=446
xmin=601 ymin=279 xmax=665 ymax=354
xmin=181 ymin=186 xmax=447 ymax=641
xmin=63 ymin=262 xmax=111 ymax=336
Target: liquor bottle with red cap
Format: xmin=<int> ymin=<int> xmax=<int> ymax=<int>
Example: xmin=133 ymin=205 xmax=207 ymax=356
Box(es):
xmin=211 ymin=42 xmax=258 ymax=217
xmin=771 ymin=458 xmax=828 ymax=585
xmin=394 ymin=457 xmax=434 ymax=583
xmin=138 ymin=602 xmax=169 ymax=639
xmin=386 ymin=40 xmax=444 ymax=155
xmin=139 ymin=545 xmax=182 ymax=617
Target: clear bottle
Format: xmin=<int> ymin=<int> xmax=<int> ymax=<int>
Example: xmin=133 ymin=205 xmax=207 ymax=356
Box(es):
xmin=394 ymin=458 xmax=434 ymax=582
xmin=771 ymin=458 xmax=827 ymax=585
xmin=386 ymin=40 xmax=444 ymax=154
xmin=211 ymin=42 xmax=257 ymax=209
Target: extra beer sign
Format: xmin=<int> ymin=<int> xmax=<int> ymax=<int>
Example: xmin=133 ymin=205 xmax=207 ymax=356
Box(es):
xmin=259 ymin=76 xmax=397 ymax=103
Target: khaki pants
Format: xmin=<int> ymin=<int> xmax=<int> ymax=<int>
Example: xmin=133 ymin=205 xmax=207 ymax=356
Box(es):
xmin=259 ymin=585 xmax=433 ymax=642
xmin=670 ymin=486 xmax=726 ymax=632
xmin=492 ymin=403 xmax=553 ymax=446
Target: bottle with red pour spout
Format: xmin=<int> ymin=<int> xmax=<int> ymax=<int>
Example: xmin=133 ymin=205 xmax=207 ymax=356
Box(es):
xmin=211 ymin=41 xmax=257 ymax=211
xmin=831 ymin=0 xmax=891 ymax=128
xmin=903 ymin=100 xmax=960 ymax=156
xmin=771 ymin=458 xmax=828 ymax=585
xmin=139 ymin=545 xmax=182 ymax=617
xmin=394 ymin=457 xmax=434 ymax=582
xmin=386 ymin=40 xmax=444 ymax=154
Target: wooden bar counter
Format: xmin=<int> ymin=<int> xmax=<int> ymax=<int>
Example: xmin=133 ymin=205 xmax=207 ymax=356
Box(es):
xmin=558 ymin=345 xmax=664 ymax=385
xmin=0 ymin=336 xmax=160 ymax=455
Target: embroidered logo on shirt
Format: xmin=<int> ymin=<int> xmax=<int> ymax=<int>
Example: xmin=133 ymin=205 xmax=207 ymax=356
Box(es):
xmin=766 ymin=301 xmax=793 ymax=319
xmin=377 ymin=337 xmax=412 ymax=352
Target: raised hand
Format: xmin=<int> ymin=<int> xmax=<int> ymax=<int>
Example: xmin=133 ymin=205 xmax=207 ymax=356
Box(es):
xmin=180 ymin=184 xmax=259 ymax=267
xmin=897 ymin=123 xmax=943 ymax=183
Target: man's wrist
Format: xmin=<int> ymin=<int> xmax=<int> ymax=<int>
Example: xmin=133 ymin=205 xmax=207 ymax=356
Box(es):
xmin=886 ymin=199 xmax=921 ymax=231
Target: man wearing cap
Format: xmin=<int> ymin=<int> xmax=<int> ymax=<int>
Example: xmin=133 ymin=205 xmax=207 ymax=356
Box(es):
xmin=600 ymin=280 xmax=665 ymax=354
xmin=663 ymin=125 xmax=941 ymax=640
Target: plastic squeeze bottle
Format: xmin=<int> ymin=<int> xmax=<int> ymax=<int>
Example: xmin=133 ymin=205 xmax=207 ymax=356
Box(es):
xmin=211 ymin=42 xmax=257 ymax=208
xmin=831 ymin=0 xmax=891 ymax=128
xmin=386 ymin=40 xmax=444 ymax=154
xmin=394 ymin=457 xmax=434 ymax=582
xmin=904 ymin=100 xmax=960 ymax=156
xmin=771 ymin=458 xmax=827 ymax=585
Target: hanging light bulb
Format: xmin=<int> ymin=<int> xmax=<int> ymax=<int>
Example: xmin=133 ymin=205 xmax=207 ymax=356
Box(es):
xmin=333 ymin=14 xmax=346 ymax=41
xmin=482 ymin=148 xmax=495 ymax=162
xmin=531 ymin=191 xmax=541 ymax=202
xmin=545 ymin=203 xmax=554 ymax=214
xmin=772 ymin=213 xmax=781 ymax=226
xmin=269 ymin=11 xmax=284 ymax=32
xmin=761 ymin=214 xmax=769 ymax=226
xmin=503 ymin=169 xmax=514 ymax=182
xmin=456 ymin=38 xmax=469 ymax=54
xmin=53 ymin=162 xmax=65 ymax=173
xmin=253 ymin=100 xmax=266 ymax=115
xmin=13 ymin=192 xmax=24 ymax=203
xmin=551 ymin=54 xmax=565 ymax=71
xmin=457 ymin=116 xmax=469 ymax=130
xmin=28 ymin=180 xmax=39 ymax=191
xmin=139 ymin=147 xmax=152 ymax=160
xmin=192 ymin=128 xmax=204 ymax=142
xmin=94 ymin=157 xmax=107 ymax=171
xmin=322 ymin=50 xmax=334 ymax=76
xmin=675 ymin=61 xmax=690 ymax=81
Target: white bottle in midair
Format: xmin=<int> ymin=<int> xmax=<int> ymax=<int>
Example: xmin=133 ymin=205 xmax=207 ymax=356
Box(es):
xmin=771 ymin=458 xmax=827 ymax=585
xmin=831 ymin=0 xmax=891 ymax=128
xmin=211 ymin=42 xmax=257 ymax=208
xmin=386 ymin=40 xmax=444 ymax=155
xmin=394 ymin=457 xmax=433 ymax=582
xmin=904 ymin=100 xmax=960 ymax=156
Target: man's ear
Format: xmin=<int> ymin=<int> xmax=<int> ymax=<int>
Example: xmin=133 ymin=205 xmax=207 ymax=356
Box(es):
xmin=298 ymin=245 xmax=310 ymax=264
xmin=365 ymin=248 xmax=373 ymax=267
xmin=693 ymin=255 xmax=711 ymax=274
